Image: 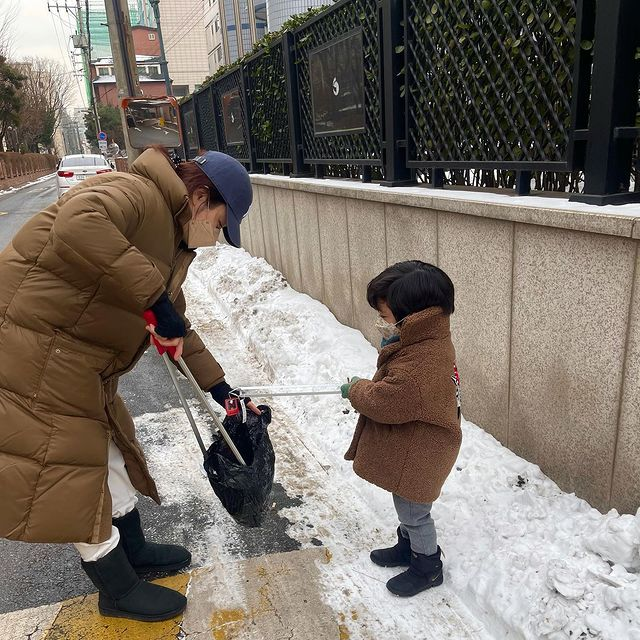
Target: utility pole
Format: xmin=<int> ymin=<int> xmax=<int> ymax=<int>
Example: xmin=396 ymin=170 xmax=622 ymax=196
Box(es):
xmin=48 ymin=1 xmax=101 ymax=147
xmin=74 ymin=0 xmax=100 ymax=140
xmin=104 ymin=0 xmax=142 ymax=161
xmin=148 ymin=0 xmax=172 ymax=96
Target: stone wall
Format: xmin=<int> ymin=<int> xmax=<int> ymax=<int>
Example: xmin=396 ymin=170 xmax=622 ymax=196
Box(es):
xmin=241 ymin=175 xmax=640 ymax=514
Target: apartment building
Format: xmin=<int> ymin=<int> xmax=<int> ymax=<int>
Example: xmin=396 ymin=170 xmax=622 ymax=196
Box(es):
xmin=208 ymin=0 xmax=267 ymax=72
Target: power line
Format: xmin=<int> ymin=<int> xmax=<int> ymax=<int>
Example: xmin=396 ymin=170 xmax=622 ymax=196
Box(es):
xmin=50 ymin=8 xmax=87 ymax=109
xmin=165 ymin=14 xmax=204 ymax=54
xmin=162 ymin=3 xmax=203 ymax=49
xmin=163 ymin=3 xmax=204 ymax=51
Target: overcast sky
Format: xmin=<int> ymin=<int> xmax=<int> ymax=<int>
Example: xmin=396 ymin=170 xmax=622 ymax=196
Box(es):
xmin=12 ymin=1 xmax=86 ymax=109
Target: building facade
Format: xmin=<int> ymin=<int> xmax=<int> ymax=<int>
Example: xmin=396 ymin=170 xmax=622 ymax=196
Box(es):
xmin=90 ymin=23 xmax=166 ymax=107
xmin=204 ymin=0 xmax=226 ymax=75
xmin=155 ymin=0 xmax=210 ymax=96
xmin=84 ymin=1 xmax=208 ymax=98
xmin=85 ymin=0 xmax=156 ymax=60
xmin=92 ymin=55 xmax=168 ymax=107
xmin=266 ymin=0 xmax=325 ymax=33
xmin=211 ymin=0 xmax=267 ymax=71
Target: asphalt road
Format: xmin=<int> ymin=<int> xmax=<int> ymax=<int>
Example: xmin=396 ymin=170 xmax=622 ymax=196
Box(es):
xmin=0 ymin=177 xmax=300 ymax=615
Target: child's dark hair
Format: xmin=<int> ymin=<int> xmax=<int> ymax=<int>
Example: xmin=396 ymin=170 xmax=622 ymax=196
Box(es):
xmin=367 ymin=261 xmax=455 ymax=319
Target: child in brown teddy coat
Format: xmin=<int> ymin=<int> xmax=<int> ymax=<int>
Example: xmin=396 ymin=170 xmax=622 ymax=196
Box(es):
xmin=341 ymin=261 xmax=462 ymax=597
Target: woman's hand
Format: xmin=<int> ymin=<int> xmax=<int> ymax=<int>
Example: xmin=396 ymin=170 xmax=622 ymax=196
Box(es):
xmin=210 ymin=381 xmax=262 ymax=415
xmin=146 ymin=324 xmax=184 ymax=361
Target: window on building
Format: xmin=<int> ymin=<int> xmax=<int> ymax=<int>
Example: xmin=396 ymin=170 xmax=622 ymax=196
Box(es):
xmin=97 ymin=67 xmax=110 ymax=76
xmin=173 ymin=84 xmax=189 ymax=97
xmin=216 ymin=46 xmax=223 ymax=63
xmin=214 ymin=16 xmax=220 ymax=32
xmin=241 ymin=25 xmax=251 ymax=54
xmin=206 ymin=22 xmax=213 ymax=50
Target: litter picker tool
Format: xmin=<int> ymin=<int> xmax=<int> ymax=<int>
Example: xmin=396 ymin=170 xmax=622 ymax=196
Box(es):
xmin=231 ymin=384 xmax=344 ymax=399
xmin=143 ymin=310 xmax=246 ymax=466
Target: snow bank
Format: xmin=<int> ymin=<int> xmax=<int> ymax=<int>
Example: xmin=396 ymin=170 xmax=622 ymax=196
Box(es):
xmin=188 ymin=245 xmax=640 ymax=639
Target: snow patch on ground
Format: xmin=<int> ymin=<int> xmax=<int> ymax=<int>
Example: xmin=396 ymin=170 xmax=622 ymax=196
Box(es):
xmin=185 ymin=245 xmax=640 ymax=640
xmin=0 ymin=173 xmax=55 ymax=197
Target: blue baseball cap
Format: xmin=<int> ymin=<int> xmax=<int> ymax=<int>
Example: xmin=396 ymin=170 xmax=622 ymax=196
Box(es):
xmin=193 ymin=151 xmax=253 ymax=247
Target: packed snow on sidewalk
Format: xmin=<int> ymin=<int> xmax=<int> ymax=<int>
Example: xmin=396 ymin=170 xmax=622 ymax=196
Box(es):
xmin=185 ymin=245 xmax=640 ymax=640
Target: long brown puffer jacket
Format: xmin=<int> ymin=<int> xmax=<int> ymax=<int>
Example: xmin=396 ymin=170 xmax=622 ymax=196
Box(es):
xmin=345 ymin=307 xmax=462 ymax=504
xmin=0 ymin=149 xmax=225 ymax=544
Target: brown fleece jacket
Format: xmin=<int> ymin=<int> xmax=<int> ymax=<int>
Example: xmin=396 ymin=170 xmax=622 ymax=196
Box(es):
xmin=344 ymin=307 xmax=462 ymax=504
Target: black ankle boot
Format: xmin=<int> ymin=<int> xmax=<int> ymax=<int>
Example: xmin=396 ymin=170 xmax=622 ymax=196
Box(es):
xmin=370 ymin=527 xmax=411 ymax=568
xmin=81 ymin=541 xmax=187 ymax=621
xmin=113 ymin=508 xmax=191 ymax=576
xmin=386 ymin=547 xmax=444 ymax=597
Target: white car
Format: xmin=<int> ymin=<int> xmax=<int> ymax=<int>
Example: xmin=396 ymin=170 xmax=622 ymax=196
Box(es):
xmin=56 ymin=154 xmax=113 ymax=197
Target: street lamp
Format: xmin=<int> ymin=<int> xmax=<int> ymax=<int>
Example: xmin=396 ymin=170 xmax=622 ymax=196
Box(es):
xmin=148 ymin=0 xmax=172 ymax=96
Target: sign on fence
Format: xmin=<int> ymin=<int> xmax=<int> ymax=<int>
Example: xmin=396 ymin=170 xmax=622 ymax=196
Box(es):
xmin=309 ymin=29 xmax=365 ymax=136
xmin=222 ymin=89 xmax=244 ymax=146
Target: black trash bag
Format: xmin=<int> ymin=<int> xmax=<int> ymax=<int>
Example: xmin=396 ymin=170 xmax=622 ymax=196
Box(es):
xmin=203 ymin=405 xmax=274 ymax=527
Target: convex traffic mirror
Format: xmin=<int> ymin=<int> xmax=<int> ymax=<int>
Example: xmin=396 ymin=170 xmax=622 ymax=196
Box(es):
xmin=121 ymin=96 xmax=182 ymax=149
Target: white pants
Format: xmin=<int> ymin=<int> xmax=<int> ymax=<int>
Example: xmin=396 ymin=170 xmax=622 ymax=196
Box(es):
xmin=74 ymin=441 xmax=138 ymax=562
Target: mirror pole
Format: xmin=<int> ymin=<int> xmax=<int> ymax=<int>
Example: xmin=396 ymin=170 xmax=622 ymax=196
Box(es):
xmin=105 ymin=0 xmax=142 ymax=162
xmin=149 ymin=0 xmax=173 ymax=96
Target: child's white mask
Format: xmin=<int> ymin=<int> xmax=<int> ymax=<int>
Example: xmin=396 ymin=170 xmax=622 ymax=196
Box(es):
xmin=375 ymin=315 xmax=401 ymax=340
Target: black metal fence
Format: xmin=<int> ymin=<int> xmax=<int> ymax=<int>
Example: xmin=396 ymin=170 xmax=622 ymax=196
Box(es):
xmin=180 ymin=0 xmax=640 ymax=204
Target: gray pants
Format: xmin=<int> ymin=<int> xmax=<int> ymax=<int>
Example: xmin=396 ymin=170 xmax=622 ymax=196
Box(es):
xmin=393 ymin=493 xmax=438 ymax=556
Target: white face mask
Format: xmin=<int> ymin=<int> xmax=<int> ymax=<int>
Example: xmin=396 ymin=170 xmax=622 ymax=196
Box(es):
xmin=375 ymin=315 xmax=401 ymax=340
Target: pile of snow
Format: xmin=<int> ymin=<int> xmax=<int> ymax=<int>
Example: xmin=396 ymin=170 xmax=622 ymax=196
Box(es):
xmin=188 ymin=245 xmax=640 ymax=640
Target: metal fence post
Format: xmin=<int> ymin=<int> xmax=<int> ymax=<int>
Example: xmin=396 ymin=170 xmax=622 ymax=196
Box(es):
xmin=211 ymin=86 xmax=225 ymax=152
xmin=516 ymin=171 xmax=532 ymax=196
xmin=205 ymin=85 xmax=223 ymax=152
xmin=283 ymin=31 xmax=311 ymax=177
xmin=570 ymin=0 xmax=640 ymax=205
xmin=240 ymin=66 xmax=259 ymax=173
xmin=380 ymin=0 xmax=414 ymax=187
xmin=192 ymin=91 xmax=204 ymax=154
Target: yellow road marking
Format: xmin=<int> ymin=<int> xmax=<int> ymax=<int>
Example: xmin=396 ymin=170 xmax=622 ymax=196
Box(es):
xmin=42 ymin=572 xmax=190 ymax=640
xmin=0 ymin=212 xmax=7 ymax=216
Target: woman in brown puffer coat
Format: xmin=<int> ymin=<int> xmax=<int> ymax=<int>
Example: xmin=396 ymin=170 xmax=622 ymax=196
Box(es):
xmin=0 ymin=147 xmax=258 ymax=622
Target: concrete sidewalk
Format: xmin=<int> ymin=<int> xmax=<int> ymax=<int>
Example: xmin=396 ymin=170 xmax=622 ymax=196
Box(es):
xmin=2 ymin=547 xmax=491 ymax=639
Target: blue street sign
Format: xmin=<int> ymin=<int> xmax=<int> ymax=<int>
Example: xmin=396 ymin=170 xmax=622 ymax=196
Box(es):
xmin=98 ymin=131 xmax=107 ymax=141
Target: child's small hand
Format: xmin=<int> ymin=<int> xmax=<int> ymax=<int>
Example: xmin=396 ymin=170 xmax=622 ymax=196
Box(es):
xmin=341 ymin=377 xmax=361 ymax=399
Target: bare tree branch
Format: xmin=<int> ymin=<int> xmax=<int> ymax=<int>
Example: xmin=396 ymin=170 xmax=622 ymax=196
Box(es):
xmin=16 ymin=57 xmax=76 ymax=151
xmin=0 ymin=0 xmax=19 ymax=58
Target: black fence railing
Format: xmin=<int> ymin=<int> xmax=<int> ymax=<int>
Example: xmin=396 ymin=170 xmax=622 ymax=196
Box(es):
xmin=194 ymin=86 xmax=219 ymax=153
xmin=294 ymin=0 xmax=383 ymax=170
xmin=245 ymin=38 xmax=291 ymax=166
xmin=180 ymin=0 xmax=640 ymax=204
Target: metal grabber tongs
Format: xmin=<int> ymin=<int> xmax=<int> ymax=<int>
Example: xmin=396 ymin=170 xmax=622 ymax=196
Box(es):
xmin=143 ymin=310 xmax=247 ymax=466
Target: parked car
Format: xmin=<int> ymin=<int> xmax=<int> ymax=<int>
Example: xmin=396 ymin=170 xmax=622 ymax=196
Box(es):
xmin=56 ymin=154 xmax=113 ymax=197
